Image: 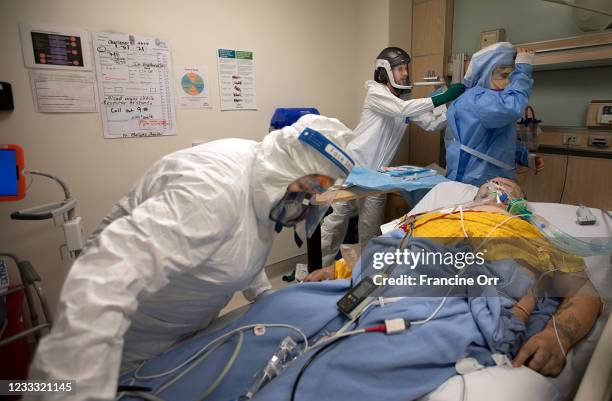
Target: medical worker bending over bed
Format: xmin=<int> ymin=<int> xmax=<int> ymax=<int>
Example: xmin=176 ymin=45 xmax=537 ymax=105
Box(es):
xmin=27 ymin=115 xmax=356 ymax=401
xmin=321 ymin=47 xmax=466 ymax=266
xmin=307 ymin=178 xmax=602 ymax=377
xmin=445 ymin=43 xmax=544 ymax=186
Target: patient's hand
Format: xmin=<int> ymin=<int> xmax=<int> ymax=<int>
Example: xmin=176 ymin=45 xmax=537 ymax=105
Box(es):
xmin=512 ymin=326 xmax=569 ymax=376
xmin=303 ymin=265 xmax=334 ymax=282
xmin=513 ymin=280 xmax=602 ymax=377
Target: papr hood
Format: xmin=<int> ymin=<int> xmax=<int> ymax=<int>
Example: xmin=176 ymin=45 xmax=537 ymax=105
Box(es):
xmin=464 ymin=42 xmax=516 ymax=89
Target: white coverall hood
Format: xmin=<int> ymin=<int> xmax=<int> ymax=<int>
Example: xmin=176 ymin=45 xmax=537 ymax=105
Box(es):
xmin=251 ymin=114 xmax=355 ymax=222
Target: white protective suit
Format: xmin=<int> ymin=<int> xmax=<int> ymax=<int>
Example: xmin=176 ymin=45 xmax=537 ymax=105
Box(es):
xmin=27 ymin=115 xmax=354 ymax=401
xmin=320 ymin=80 xmax=447 ymax=265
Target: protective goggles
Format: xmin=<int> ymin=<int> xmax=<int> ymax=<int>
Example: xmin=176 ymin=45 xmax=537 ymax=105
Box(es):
xmin=269 ymin=175 xmax=338 ymax=237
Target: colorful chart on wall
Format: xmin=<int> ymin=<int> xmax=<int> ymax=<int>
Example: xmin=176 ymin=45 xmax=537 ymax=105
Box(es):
xmin=176 ymin=67 xmax=211 ymax=108
xmin=182 ymin=72 xmax=204 ymax=95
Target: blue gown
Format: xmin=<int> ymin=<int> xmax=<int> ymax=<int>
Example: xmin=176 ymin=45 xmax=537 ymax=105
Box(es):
xmin=445 ymin=46 xmax=533 ymax=186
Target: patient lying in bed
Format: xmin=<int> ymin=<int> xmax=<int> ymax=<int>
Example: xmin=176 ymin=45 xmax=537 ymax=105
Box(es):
xmin=118 ymin=179 xmax=604 ymax=401
xmin=305 ymin=177 xmax=602 ymax=377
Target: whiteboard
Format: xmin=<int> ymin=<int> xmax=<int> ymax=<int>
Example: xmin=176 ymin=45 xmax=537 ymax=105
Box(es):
xmin=93 ymin=32 xmax=177 ymax=139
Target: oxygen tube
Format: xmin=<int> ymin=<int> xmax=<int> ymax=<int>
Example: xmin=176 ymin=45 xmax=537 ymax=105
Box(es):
xmin=485 ymin=180 xmax=612 ymax=257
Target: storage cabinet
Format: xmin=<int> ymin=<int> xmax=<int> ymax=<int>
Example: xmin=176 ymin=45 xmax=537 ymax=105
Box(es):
xmin=404 ymin=0 xmax=454 ymax=167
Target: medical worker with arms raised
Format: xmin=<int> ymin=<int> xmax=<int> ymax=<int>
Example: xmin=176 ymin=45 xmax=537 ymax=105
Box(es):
xmin=26 ymin=115 xmax=355 ymax=401
xmin=445 ymin=43 xmax=544 ymax=186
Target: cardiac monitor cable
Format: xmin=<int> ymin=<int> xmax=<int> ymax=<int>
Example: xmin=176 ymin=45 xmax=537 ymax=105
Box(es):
xmin=133 ymin=323 xmax=308 ymax=381
xmin=155 ymin=331 xmax=244 ymax=400
xmin=290 ymin=320 xmax=408 ymax=401
xmin=121 ymin=324 xmax=309 ymax=401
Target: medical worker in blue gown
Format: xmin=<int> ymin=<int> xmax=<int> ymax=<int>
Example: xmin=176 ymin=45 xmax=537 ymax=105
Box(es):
xmin=445 ymin=43 xmax=544 ymax=186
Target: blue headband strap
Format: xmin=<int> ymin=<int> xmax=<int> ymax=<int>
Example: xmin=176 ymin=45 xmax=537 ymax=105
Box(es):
xmin=298 ymin=128 xmax=354 ymax=176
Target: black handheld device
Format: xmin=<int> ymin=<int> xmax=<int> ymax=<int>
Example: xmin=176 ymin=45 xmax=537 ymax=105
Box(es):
xmin=337 ymin=276 xmax=379 ymax=318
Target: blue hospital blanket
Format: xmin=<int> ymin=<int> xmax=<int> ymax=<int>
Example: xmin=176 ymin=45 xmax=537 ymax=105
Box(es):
xmin=120 ymin=236 xmax=559 ymax=401
xmin=345 ymin=167 xmax=448 ymax=206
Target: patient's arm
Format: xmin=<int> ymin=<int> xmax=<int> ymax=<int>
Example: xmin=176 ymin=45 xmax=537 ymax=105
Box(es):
xmin=512 ymin=276 xmax=602 ymax=376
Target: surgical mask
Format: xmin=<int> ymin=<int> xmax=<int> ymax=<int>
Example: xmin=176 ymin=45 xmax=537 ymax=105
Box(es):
xmin=530 ymin=214 xmax=612 ymax=257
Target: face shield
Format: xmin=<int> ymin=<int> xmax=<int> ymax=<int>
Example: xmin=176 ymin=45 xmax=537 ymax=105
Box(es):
xmin=375 ymin=59 xmax=412 ymax=92
xmin=489 ymin=65 xmax=513 ymax=90
xmin=463 ymin=42 xmax=516 ymax=89
xmin=269 ymin=128 xmax=354 ymax=238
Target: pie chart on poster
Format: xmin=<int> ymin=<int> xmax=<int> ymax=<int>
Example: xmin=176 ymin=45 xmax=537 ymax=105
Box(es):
xmin=181 ymin=72 xmax=205 ymax=95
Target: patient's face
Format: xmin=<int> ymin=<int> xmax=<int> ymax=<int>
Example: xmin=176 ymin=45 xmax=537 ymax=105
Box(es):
xmin=476 ymin=177 xmax=525 ymax=203
xmin=492 ymin=178 xmax=524 ymax=198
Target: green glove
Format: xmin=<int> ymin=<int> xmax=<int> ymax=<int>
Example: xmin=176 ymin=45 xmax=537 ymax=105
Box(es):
xmin=431 ymin=83 xmax=466 ymax=107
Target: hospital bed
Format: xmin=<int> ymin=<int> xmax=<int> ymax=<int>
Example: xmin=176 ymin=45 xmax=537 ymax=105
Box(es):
xmin=406 ymin=181 xmax=612 ymax=401
xmin=121 ymin=181 xmax=612 ymax=401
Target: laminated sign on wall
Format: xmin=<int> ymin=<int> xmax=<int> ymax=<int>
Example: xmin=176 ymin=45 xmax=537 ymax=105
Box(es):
xmin=217 ymin=49 xmax=257 ymax=111
xmin=19 ymin=24 xmax=98 ymax=113
xmin=93 ymin=32 xmax=177 ymax=138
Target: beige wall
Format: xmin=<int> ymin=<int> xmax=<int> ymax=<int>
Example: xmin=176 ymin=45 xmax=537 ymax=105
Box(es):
xmin=355 ymin=0 xmax=390 ymax=114
xmin=389 ymin=0 xmax=412 ymax=52
xmin=354 ymin=0 xmax=413 ymax=115
xmin=0 ymin=0 xmax=412 ymax=314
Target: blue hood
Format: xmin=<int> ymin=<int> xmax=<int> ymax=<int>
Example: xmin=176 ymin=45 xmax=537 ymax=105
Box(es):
xmin=464 ymin=42 xmax=516 ymax=89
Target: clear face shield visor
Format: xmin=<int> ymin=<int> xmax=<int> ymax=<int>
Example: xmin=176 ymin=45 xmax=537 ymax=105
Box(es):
xmin=489 ymin=65 xmax=513 ymax=89
xmin=375 ymin=59 xmax=412 ymax=91
xmin=304 ymin=176 xmax=349 ymax=237
xmin=270 ymin=127 xmax=355 ymax=238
